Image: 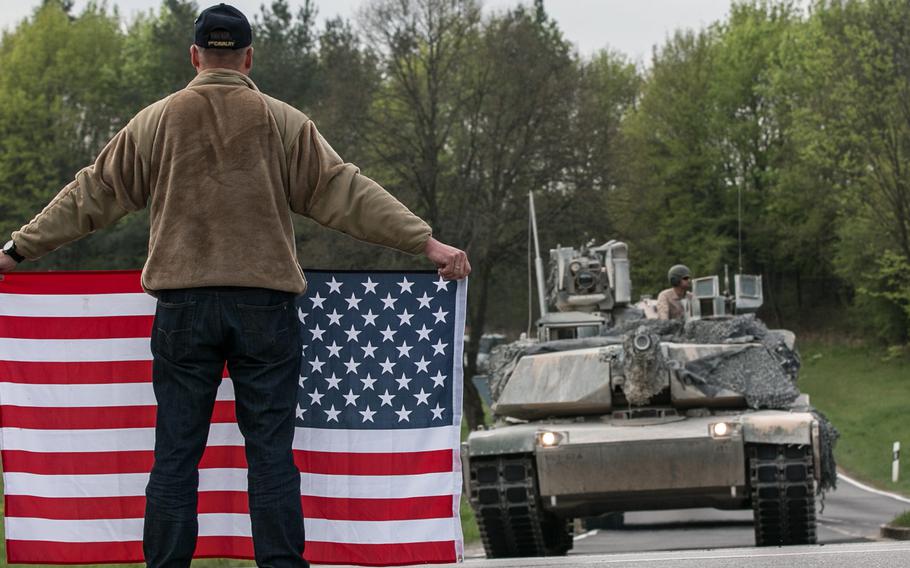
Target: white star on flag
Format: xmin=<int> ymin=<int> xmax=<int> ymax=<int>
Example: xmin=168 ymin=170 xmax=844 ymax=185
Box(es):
xmin=434 ymin=276 xmax=450 ymax=291
xmin=380 ymin=325 xmax=396 ymax=342
xmin=416 ymin=292 xmax=433 ymax=309
xmin=416 ymin=324 xmax=432 ymax=341
xmin=361 ymin=277 xmax=379 ymax=294
xmin=360 ymin=341 xmax=378 ymax=358
xmin=343 ymin=357 xmax=360 ymax=375
xmin=396 ymin=341 xmax=413 ymax=359
xmin=343 ymin=389 xmax=360 ymax=406
xmin=378 ymin=389 xmax=395 ymax=406
xmin=325 ymin=373 xmax=343 ymax=390
xmin=309 ymin=357 xmax=325 ymax=373
xmin=395 ymin=405 xmax=412 ymax=422
xmin=344 ymin=326 xmax=361 ymax=342
xmin=361 ymin=309 xmax=378 ymax=326
xmin=379 ymin=358 xmax=396 ymax=374
xmin=431 ymin=403 xmax=445 ymax=420
xmin=432 ymin=339 xmax=448 ymax=356
xmin=397 ymin=277 xmax=414 ymax=294
xmin=360 ymin=373 xmax=377 ymax=390
xmin=414 ymin=357 xmax=431 ymax=374
xmin=345 ymin=293 xmax=362 ymax=311
xmin=325 ymin=405 xmax=341 ymax=422
xmin=433 ymin=307 xmax=448 ymax=323
xmin=414 ymin=388 xmax=431 ymax=406
xmin=380 ymin=293 xmax=397 ymax=310
xmin=397 ymin=309 xmax=414 ymax=326
xmin=396 ymin=374 xmax=412 ymax=391
xmin=310 ymin=293 xmax=326 ymax=309
xmin=326 ymin=341 xmax=343 ymax=358
xmin=431 ymin=371 xmax=447 ymax=388
xmin=309 ymin=325 xmax=326 ymax=341
xmin=326 ymin=309 xmax=343 ymax=326
xmin=359 ymin=406 xmax=376 ymax=423
xmin=308 ymin=388 xmax=324 ymax=406
xmin=327 ymin=277 xmax=343 ymax=294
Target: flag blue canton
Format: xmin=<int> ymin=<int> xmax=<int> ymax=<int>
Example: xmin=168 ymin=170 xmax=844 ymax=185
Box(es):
xmin=296 ymin=271 xmax=459 ymax=430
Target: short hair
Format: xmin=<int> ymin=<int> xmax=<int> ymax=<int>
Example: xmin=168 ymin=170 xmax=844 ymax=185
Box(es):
xmin=197 ymin=46 xmax=248 ymax=69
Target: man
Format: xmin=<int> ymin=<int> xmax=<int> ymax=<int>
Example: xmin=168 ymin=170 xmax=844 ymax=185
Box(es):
xmin=0 ymin=4 xmax=470 ymax=567
xmin=656 ymin=264 xmax=692 ymax=320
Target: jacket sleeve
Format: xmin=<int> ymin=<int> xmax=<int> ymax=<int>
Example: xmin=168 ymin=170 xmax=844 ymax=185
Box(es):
xmin=12 ymin=128 xmax=149 ymax=260
xmin=286 ymin=120 xmax=432 ymax=255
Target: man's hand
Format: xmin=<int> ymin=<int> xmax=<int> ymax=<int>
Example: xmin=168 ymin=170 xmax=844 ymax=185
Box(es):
xmin=0 ymin=252 xmax=18 ymax=282
xmin=424 ymin=237 xmax=471 ymax=280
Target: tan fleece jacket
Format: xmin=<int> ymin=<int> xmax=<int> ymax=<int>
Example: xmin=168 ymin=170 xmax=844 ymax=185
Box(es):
xmin=12 ymin=69 xmax=432 ymax=294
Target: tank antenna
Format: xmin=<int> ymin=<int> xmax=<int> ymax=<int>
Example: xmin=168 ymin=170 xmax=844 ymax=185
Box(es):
xmin=738 ymin=184 xmax=743 ymax=274
xmin=529 ymin=192 xmax=548 ymax=317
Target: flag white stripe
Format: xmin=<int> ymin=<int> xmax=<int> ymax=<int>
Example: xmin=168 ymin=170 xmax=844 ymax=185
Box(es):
xmin=295 ymin=425 xmax=459 ymax=453
xmin=1 ymin=424 xmax=458 ymax=453
xmin=0 ymin=380 xmax=235 ymax=408
xmin=4 ymin=515 xmax=458 ymax=544
xmin=2 ymin=470 xmax=457 ymax=499
xmin=0 ymin=338 xmax=152 ymax=362
xmin=0 ymin=293 xmax=155 ymax=317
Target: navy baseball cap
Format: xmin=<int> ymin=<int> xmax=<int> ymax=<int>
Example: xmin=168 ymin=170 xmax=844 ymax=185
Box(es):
xmin=194 ymin=4 xmax=252 ymax=50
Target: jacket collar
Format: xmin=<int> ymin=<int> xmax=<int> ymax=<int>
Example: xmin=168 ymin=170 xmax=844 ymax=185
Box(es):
xmin=188 ymin=69 xmax=259 ymax=91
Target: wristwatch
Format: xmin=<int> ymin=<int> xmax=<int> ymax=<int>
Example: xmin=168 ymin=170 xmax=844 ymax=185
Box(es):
xmin=2 ymin=240 xmax=25 ymax=263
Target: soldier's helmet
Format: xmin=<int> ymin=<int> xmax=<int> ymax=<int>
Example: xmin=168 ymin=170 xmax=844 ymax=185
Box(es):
xmin=668 ymin=264 xmax=691 ymax=286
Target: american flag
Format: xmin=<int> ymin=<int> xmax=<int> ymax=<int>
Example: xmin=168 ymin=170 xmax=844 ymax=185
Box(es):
xmin=0 ymin=270 xmax=466 ymax=565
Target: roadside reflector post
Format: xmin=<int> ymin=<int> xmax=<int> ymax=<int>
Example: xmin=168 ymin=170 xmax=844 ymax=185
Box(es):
xmin=893 ymin=441 xmax=901 ymax=483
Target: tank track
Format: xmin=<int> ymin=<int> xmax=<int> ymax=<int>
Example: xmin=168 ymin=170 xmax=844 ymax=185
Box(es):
xmin=748 ymin=443 xmax=817 ymax=546
xmin=468 ymin=454 xmax=573 ymax=558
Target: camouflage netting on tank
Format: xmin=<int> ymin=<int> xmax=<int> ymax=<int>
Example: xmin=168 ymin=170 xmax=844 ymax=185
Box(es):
xmin=813 ymin=408 xmax=840 ymax=494
xmin=621 ymin=327 xmax=669 ymax=405
xmin=486 ymin=336 xmax=620 ymax=402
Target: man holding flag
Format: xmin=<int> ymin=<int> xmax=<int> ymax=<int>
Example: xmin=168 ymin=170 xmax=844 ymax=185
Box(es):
xmin=0 ymin=3 xmax=470 ymax=567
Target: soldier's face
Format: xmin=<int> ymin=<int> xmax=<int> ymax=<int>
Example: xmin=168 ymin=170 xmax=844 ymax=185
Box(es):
xmin=681 ymin=276 xmax=691 ymax=291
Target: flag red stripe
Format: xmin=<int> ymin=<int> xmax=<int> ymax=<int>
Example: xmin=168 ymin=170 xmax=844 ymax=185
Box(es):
xmin=0 ymin=401 xmax=237 ymax=429
xmin=5 ymin=538 xmax=457 ymax=565
xmin=4 ymin=493 xmax=453 ymax=521
xmin=0 ymin=270 xmax=144 ymax=294
xmin=2 ymin=447 xmax=454 ymax=476
xmin=0 ymin=360 xmax=234 ymax=384
xmin=305 ymin=541 xmax=458 ymax=566
xmin=0 ymin=360 xmax=153 ymax=384
xmin=0 ymin=315 xmax=154 ymax=339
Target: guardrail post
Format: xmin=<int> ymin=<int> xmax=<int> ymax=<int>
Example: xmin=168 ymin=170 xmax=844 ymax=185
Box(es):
xmin=893 ymin=441 xmax=901 ymax=483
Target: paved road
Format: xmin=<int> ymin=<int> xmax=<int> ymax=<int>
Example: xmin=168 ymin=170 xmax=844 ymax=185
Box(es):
xmin=458 ymin=542 xmax=910 ymax=568
xmin=453 ymin=473 xmax=910 ymax=566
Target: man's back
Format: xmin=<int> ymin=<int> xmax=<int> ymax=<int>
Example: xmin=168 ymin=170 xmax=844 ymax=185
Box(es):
xmin=140 ymin=70 xmax=302 ymax=293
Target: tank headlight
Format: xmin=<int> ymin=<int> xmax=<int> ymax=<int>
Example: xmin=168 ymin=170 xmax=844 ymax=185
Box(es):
xmin=709 ymin=422 xmax=739 ymax=438
xmin=537 ymin=431 xmax=567 ymax=447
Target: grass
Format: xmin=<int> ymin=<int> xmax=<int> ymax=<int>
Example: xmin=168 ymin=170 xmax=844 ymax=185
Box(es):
xmin=797 ymin=342 xmax=910 ymax=496
xmin=892 ymin=510 xmax=910 ymax=527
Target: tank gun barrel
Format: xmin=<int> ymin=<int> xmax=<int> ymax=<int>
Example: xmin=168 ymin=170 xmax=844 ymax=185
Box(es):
xmin=529 ymin=191 xmax=548 ymax=317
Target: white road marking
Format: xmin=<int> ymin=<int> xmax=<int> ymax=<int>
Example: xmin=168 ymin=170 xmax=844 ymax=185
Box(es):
xmin=838 ymin=472 xmax=910 ymax=505
xmin=573 ymin=529 xmax=599 ymax=541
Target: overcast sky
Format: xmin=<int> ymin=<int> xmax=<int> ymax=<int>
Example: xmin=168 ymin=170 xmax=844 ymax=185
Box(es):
xmin=0 ymin=0 xmax=732 ymax=63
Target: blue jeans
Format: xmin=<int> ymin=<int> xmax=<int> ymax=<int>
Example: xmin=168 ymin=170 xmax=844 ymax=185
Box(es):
xmin=143 ymin=287 xmax=308 ymax=568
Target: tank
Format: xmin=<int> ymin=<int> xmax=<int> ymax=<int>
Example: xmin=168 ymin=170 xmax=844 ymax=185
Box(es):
xmin=462 ymin=204 xmax=838 ymax=558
